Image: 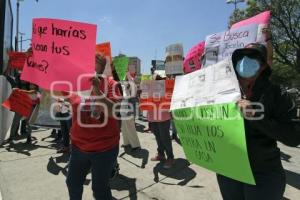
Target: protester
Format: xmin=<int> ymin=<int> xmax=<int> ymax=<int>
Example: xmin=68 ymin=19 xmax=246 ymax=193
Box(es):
xmin=120 ymin=77 xmax=141 ymax=151
xmin=65 ymin=54 xmax=121 ymax=200
xmin=25 ymin=83 xmax=41 ymax=143
xmin=216 ymin=43 xmax=300 ymax=200
xmin=55 ymin=98 xmax=72 ymax=153
xmin=149 ymin=73 xmax=175 ymax=169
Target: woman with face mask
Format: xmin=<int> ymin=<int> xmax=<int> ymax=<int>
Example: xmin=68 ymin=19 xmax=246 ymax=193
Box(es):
xmin=216 ymin=43 xmax=300 ymax=200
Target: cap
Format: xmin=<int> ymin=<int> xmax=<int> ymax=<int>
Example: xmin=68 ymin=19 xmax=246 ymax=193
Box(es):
xmin=232 ymin=43 xmax=269 ymax=67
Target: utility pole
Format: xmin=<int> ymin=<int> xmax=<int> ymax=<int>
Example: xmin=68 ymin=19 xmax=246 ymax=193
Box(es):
xmin=15 ymin=0 xmax=39 ymax=51
xmin=226 ymin=0 xmax=245 ymax=12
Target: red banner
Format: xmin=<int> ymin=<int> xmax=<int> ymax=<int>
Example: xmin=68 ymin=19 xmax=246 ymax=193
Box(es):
xmin=2 ymin=89 xmax=35 ymax=118
xmin=8 ymin=52 xmax=27 ymax=70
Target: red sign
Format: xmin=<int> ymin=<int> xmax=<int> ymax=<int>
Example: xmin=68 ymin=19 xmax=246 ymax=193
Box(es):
xmin=96 ymin=42 xmax=112 ymax=63
xmin=21 ymin=18 xmax=97 ymax=91
xmin=8 ymin=52 xmax=27 ymax=70
xmin=2 ymin=89 xmax=35 ymax=118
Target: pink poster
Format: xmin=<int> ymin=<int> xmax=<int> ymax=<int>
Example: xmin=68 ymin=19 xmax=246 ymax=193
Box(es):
xmin=183 ymin=41 xmax=205 ymax=74
xmin=231 ymin=11 xmax=271 ymax=29
xmin=21 ymin=18 xmax=97 ymax=91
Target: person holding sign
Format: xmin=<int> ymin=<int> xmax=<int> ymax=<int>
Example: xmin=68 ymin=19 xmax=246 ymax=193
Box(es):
xmin=216 ymin=43 xmax=300 ymax=200
xmin=148 ymin=73 xmax=175 ymax=169
xmin=65 ymin=54 xmax=121 ymax=200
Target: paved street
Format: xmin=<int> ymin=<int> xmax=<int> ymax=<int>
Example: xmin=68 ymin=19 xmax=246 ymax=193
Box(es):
xmin=0 ymin=119 xmax=299 ymax=200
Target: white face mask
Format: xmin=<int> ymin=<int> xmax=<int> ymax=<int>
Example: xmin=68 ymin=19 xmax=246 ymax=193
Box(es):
xmin=165 ymin=60 xmax=184 ymax=75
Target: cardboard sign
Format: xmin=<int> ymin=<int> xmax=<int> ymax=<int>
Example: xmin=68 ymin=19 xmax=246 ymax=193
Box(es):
xmin=183 ymin=41 xmax=205 ymax=74
xmin=113 ymin=56 xmax=129 ymax=81
xmin=173 ymin=103 xmax=255 ymax=185
xmin=231 ymin=11 xmax=271 ymax=29
xmin=165 ymin=44 xmax=184 ymax=75
xmin=29 ymin=90 xmax=60 ymax=128
xmin=171 ymin=59 xmax=254 ymax=184
xmin=8 ymin=52 xmax=27 ymax=70
xmin=231 ymin=11 xmax=271 ymax=44
xmin=2 ymin=89 xmax=35 ymax=118
xmin=96 ymin=42 xmax=113 ymax=76
xmin=171 ymin=59 xmax=240 ymax=110
xmin=140 ymin=79 xmax=174 ymax=111
xmin=95 ymin=42 xmax=112 ymax=63
xmin=21 ymin=18 xmax=97 ymax=91
xmin=204 ymin=24 xmax=258 ymax=67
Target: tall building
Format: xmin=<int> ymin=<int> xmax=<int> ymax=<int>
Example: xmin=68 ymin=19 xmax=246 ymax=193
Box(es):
xmin=128 ymin=57 xmax=142 ymax=85
xmin=128 ymin=57 xmax=141 ymax=76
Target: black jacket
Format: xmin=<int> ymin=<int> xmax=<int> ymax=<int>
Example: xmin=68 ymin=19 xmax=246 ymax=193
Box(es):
xmin=244 ymin=70 xmax=300 ymax=172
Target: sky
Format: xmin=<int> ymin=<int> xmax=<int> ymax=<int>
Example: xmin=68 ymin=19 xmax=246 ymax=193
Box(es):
xmin=11 ymin=0 xmax=247 ymax=74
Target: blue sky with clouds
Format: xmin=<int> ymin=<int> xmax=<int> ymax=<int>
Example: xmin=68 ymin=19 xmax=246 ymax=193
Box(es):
xmin=12 ymin=0 xmax=247 ymax=73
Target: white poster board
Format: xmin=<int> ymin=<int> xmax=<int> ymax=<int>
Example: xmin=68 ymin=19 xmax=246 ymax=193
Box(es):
xmin=171 ymin=58 xmax=241 ymax=110
xmin=204 ymin=24 xmax=258 ymax=67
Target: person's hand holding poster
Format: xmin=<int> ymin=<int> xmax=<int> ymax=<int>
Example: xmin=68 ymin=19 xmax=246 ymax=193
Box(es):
xmin=21 ymin=18 xmax=97 ymax=91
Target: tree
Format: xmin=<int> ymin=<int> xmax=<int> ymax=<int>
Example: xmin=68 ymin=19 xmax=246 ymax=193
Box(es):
xmin=229 ymin=0 xmax=300 ymax=87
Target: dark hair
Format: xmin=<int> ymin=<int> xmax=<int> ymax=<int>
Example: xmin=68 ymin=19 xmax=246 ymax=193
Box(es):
xmin=95 ymin=53 xmax=107 ymax=68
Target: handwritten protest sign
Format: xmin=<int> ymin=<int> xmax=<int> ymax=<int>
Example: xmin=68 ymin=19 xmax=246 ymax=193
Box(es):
xmin=170 ymin=59 xmax=255 ymax=184
xmin=21 ymin=18 xmax=97 ymax=91
xmin=231 ymin=11 xmax=271 ymax=29
xmin=2 ymin=89 xmax=34 ymax=118
xmin=173 ymin=103 xmax=255 ymax=185
xmin=165 ymin=44 xmax=184 ymax=75
xmin=171 ymin=59 xmax=240 ymax=110
xmin=204 ymin=24 xmax=258 ymax=67
xmin=8 ymin=52 xmax=27 ymax=70
xmin=140 ymin=79 xmax=174 ymax=111
xmin=231 ymin=11 xmax=271 ymax=44
xmin=113 ymin=56 xmax=129 ymax=81
xmin=183 ymin=41 xmax=205 ymax=74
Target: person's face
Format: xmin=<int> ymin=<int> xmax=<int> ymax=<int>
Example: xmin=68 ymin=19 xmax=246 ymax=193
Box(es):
xmin=235 ymin=53 xmax=263 ymax=81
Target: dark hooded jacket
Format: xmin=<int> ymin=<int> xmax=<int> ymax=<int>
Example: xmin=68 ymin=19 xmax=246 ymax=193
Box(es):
xmin=243 ymin=68 xmax=300 ymax=172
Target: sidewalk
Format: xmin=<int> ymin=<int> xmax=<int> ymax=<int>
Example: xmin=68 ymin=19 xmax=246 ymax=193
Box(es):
xmin=0 ymin=119 xmax=299 ymax=200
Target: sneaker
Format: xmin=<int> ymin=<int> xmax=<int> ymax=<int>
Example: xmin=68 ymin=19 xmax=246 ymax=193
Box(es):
xmin=131 ymin=147 xmax=141 ymax=152
xmin=163 ymin=159 xmax=175 ymax=169
xmin=121 ymin=144 xmax=131 ymax=148
xmin=57 ymin=147 xmax=70 ymax=154
xmin=150 ymin=154 xmax=166 ymax=161
xmin=143 ymin=127 xmax=150 ymax=132
xmin=26 ymin=136 xmax=32 ymax=144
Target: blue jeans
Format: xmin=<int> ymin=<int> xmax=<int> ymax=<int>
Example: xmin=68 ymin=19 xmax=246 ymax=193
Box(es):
xmin=66 ymin=145 xmax=119 ymax=200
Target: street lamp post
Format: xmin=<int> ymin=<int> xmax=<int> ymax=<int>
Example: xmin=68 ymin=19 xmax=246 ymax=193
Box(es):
xmin=19 ymin=32 xmax=25 ymax=51
xmin=15 ymin=0 xmax=38 ymax=52
xmin=14 ymin=0 xmax=23 ymax=51
xmin=226 ymin=0 xmax=245 ymax=12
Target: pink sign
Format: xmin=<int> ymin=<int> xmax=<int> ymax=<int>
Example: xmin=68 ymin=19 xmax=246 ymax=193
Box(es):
xmin=183 ymin=41 xmax=205 ymax=74
xmin=231 ymin=11 xmax=271 ymax=29
xmin=21 ymin=18 xmax=97 ymax=91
